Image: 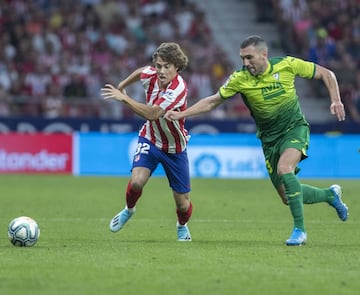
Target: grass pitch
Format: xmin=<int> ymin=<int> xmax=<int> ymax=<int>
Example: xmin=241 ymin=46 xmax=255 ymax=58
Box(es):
xmin=0 ymin=175 xmax=359 ymax=295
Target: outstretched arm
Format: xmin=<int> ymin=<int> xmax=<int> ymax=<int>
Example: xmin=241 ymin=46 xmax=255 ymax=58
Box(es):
xmin=165 ymin=92 xmax=224 ymax=120
xmin=101 ymin=67 xmax=164 ymax=121
xmin=117 ymin=67 xmax=146 ymax=91
xmin=314 ymin=64 xmax=345 ymax=121
xmin=101 ymin=84 xmax=164 ymax=120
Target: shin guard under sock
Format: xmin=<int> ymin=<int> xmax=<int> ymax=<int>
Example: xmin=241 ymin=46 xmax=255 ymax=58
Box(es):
xmin=177 ymin=202 xmax=193 ymax=225
xmin=281 ymin=173 xmax=305 ymax=231
xmin=301 ymin=184 xmax=333 ymax=204
xmin=125 ymin=181 xmax=142 ymax=209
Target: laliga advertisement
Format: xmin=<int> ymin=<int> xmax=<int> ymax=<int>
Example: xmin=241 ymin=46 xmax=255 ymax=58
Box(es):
xmin=188 ymin=146 xmax=267 ymax=178
xmin=188 ymin=134 xmax=267 ymax=178
xmin=76 ymin=133 xmax=266 ymax=178
xmin=0 ymin=134 xmax=72 ymax=174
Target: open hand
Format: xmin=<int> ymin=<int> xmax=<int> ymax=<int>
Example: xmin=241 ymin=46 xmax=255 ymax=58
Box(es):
xmin=330 ymin=101 xmax=346 ymax=121
xmin=101 ymin=84 xmax=127 ymax=102
xmin=164 ymin=110 xmax=183 ymax=121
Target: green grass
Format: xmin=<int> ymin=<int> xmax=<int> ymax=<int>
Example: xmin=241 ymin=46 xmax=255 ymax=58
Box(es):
xmin=0 ymin=175 xmax=359 ymax=295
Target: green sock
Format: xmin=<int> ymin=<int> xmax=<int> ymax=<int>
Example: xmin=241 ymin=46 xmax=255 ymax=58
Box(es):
xmin=281 ymin=173 xmax=305 ymax=232
xmin=301 ymin=184 xmax=334 ymax=204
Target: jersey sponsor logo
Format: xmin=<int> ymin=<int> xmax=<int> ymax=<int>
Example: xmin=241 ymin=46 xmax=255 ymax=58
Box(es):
xmin=261 ymin=82 xmax=286 ymax=100
xmin=0 ymin=149 xmax=69 ymax=171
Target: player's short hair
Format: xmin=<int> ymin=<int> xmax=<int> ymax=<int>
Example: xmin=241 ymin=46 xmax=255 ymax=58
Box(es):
xmin=241 ymin=35 xmax=268 ymax=52
xmin=152 ymin=42 xmax=189 ymax=72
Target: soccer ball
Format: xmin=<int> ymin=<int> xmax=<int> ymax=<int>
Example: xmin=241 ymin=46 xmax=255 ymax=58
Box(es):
xmin=8 ymin=216 xmax=40 ymax=247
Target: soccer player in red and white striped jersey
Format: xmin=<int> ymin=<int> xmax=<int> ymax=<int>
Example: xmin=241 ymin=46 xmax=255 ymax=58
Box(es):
xmin=138 ymin=65 xmax=189 ymax=154
xmin=101 ymin=42 xmax=192 ymax=241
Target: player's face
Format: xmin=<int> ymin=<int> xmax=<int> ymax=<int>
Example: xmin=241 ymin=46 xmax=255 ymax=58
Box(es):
xmin=240 ymin=45 xmax=268 ymax=76
xmin=154 ymin=56 xmax=178 ymax=88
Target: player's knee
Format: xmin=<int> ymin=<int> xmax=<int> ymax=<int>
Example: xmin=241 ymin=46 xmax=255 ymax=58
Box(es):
xmin=177 ymin=202 xmax=190 ymax=212
xmin=175 ymin=195 xmax=191 ymax=211
xmin=130 ymin=180 xmax=144 ymax=191
xmin=277 ymin=165 xmax=292 ymax=175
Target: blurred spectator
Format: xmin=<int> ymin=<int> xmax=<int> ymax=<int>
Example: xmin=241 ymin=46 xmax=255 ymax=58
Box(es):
xmin=254 ymin=0 xmax=274 ymax=22
xmin=63 ymin=73 xmax=87 ymax=98
xmin=307 ymin=29 xmax=337 ymax=67
xmin=42 ymin=84 xmax=64 ymax=118
xmin=0 ymin=85 xmax=11 ymax=116
xmin=24 ymin=63 xmax=52 ymax=97
xmin=187 ymin=63 xmax=214 ymax=102
xmin=344 ymin=71 xmax=360 ymax=123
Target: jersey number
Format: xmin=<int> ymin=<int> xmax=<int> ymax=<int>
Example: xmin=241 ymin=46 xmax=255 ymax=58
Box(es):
xmin=135 ymin=142 xmax=150 ymax=155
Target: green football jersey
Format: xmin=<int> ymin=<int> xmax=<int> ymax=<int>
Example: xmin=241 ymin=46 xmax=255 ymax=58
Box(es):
xmin=219 ymin=56 xmax=316 ymax=143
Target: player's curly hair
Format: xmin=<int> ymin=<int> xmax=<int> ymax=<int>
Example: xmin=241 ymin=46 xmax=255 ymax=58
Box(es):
xmin=152 ymin=42 xmax=189 ymax=72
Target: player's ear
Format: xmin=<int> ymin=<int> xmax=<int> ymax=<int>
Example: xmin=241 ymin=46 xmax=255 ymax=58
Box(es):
xmin=261 ymin=49 xmax=268 ymax=58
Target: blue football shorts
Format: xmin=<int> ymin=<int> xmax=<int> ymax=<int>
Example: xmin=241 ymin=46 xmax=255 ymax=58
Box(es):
xmin=132 ymin=137 xmax=191 ymax=194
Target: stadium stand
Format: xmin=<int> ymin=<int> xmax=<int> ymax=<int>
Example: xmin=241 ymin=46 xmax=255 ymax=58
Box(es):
xmin=0 ymin=0 xmax=359 ymax=125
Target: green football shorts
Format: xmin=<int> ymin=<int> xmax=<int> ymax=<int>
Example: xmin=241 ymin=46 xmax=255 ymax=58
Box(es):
xmin=262 ymin=124 xmax=310 ymax=189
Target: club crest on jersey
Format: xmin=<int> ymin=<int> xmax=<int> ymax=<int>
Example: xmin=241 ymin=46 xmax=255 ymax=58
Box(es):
xmin=134 ymin=155 xmax=140 ymax=162
xmin=273 ymin=73 xmax=279 ymax=80
xmin=161 ymin=90 xmax=175 ymax=99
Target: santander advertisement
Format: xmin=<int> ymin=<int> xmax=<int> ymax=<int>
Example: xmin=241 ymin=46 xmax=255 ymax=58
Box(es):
xmin=0 ymin=134 xmax=72 ymax=174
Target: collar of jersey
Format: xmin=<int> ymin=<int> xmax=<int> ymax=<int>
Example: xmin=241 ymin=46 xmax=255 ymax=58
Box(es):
xmin=254 ymin=61 xmax=273 ymax=79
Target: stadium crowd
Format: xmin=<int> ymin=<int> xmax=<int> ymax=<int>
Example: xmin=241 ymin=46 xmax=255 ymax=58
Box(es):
xmin=271 ymin=0 xmax=360 ymax=123
xmin=0 ymin=0 xmax=359 ymax=123
xmin=0 ymin=0 xmax=245 ymax=120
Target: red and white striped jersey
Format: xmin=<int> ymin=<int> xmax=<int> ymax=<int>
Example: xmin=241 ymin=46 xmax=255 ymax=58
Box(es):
xmin=139 ymin=66 xmax=189 ymax=154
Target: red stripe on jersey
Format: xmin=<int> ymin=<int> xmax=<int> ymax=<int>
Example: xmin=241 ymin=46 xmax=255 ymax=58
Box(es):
xmin=139 ymin=125 xmax=146 ymax=138
xmin=167 ymin=120 xmax=182 ymax=153
xmin=149 ymin=121 xmax=156 ymax=144
xmin=140 ymin=121 xmax=156 ymax=144
xmin=155 ymin=119 xmax=169 ymax=150
xmin=140 ymin=72 xmax=153 ymax=79
xmin=168 ymin=74 xmax=180 ymax=90
xmin=166 ymin=87 xmax=187 ymax=111
xmin=178 ymin=118 xmax=187 ymax=136
xmin=146 ymin=76 xmax=157 ymax=104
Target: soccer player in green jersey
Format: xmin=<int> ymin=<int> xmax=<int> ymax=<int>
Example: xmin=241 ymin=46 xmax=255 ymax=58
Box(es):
xmin=164 ymin=35 xmax=348 ymax=246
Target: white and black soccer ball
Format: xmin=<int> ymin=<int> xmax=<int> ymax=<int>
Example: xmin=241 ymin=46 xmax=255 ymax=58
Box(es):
xmin=8 ymin=216 xmax=40 ymax=247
